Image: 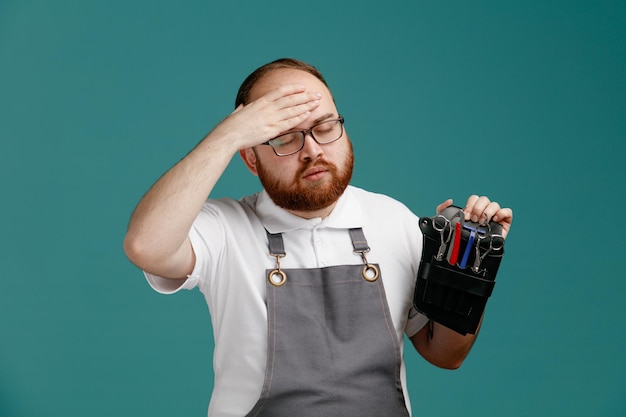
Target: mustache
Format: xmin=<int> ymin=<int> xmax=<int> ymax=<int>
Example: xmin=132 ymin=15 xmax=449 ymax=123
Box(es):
xmin=297 ymin=160 xmax=335 ymax=176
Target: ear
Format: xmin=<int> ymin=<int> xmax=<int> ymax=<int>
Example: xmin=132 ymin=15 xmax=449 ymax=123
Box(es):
xmin=239 ymin=148 xmax=259 ymax=176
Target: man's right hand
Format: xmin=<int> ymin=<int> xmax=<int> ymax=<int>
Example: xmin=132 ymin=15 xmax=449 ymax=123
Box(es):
xmin=211 ymin=84 xmax=322 ymax=151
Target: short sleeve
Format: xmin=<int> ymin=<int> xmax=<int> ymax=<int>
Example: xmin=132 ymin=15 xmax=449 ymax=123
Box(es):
xmin=405 ymin=305 xmax=429 ymax=337
xmin=143 ymin=223 xmax=207 ymax=294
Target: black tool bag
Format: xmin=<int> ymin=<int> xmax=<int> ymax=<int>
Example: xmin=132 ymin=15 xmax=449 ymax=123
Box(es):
xmin=413 ymin=205 xmax=505 ymax=335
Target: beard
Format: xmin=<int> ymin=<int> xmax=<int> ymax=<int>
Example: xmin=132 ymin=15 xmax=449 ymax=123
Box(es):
xmin=256 ymin=141 xmax=354 ymax=213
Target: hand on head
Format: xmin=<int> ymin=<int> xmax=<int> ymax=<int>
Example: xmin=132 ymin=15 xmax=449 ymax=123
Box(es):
xmin=214 ymin=84 xmax=322 ymax=151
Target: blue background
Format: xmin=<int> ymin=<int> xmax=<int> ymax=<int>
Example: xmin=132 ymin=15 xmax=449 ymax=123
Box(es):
xmin=1 ymin=1 xmax=625 ymax=416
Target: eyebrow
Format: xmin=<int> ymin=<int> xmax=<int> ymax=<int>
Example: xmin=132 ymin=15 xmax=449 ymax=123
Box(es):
xmin=277 ymin=113 xmax=337 ymax=137
xmin=311 ymin=113 xmax=335 ymax=125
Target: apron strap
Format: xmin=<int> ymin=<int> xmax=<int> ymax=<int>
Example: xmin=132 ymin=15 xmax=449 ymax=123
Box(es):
xmin=266 ymin=231 xmax=286 ymax=256
xmin=266 ymin=231 xmax=287 ymax=286
xmin=349 ymin=228 xmax=380 ymax=282
xmin=349 ymin=228 xmax=370 ymax=253
xmin=266 ymin=228 xmax=378 ymax=283
xmin=267 ymin=228 xmax=370 ymax=255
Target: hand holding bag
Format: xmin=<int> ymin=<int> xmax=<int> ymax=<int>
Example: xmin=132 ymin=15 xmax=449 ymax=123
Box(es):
xmin=413 ymin=205 xmax=506 ymax=335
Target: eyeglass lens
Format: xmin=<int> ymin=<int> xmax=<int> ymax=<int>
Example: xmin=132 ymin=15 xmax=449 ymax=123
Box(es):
xmin=269 ymin=119 xmax=343 ymax=156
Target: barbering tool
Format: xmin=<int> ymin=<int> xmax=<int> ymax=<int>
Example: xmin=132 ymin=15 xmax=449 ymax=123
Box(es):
xmin=432 ymin=215 xmax=452 ymax=261
xmin=447 ymin=220 xmax=462 ymax=265
xmin=471 ymin=223 xmax=491 ymax=273
xmin=414 ymin=204 xmax=507 ymax=335
xmin=472 ymin=232 xmax=505 ymax=273
xmin=459 ymin=225 xmax=476 ymax=269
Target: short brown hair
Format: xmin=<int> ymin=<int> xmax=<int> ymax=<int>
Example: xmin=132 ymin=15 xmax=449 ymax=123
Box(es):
xmin=235 ymin=58 xmax=329 ymax=108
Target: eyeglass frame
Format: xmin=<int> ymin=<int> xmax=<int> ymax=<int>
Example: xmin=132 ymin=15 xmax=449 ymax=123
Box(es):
xmin=260 ymin=115 xmax=345 ymax=156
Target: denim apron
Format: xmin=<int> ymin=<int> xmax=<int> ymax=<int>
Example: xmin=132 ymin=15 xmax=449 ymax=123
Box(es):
xmin=245 ymin=228 xmax=410 ymax=417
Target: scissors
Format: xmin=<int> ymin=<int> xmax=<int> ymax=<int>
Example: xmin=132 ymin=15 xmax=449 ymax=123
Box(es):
xmin=471 ymin=228 xmax=505 ymax=273
xmin=432 ymin=214 xmax=452 ymax=261
xmin=432 ymin=209 xmax=464 ymax=262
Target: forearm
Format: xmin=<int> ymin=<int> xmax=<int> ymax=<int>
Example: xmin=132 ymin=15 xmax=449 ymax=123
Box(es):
xmin=413 ymin=195 xmax=512 ymax=368
xmin=411 ymin=317 xmax=482 ymax=370
xmin=124 ymin=132 xmax=238 ymax=276
xmin=124 ymin=84 xmax=323 ymax=277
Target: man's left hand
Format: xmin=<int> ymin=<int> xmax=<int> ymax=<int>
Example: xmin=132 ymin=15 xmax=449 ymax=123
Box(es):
xmin=436 ymin=196 xmax=513 ymax=239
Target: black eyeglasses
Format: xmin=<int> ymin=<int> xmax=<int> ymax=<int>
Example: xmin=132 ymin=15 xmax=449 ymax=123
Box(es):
xmin=261 ymin=115 xmax=345 ymax=156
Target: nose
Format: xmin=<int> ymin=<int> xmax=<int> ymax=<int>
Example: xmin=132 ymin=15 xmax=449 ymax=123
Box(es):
xmin=299 ymin=132 xmax=324 ymax=160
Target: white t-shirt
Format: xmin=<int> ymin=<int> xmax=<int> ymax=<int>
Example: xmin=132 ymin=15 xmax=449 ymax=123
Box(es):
xmin=145 ymin=185 xmax=428 ymax=417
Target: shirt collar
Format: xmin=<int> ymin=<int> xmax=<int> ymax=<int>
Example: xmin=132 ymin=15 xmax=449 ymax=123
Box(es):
xmin=255 ymin=185 xmax=364 ymax=234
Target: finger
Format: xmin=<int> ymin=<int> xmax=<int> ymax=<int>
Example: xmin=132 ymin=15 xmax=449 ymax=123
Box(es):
xmin=250 ymin=88 xmax=321 ymax=127
xmin=262 ymin=84 xmax=308 ymax=102
xmin=493 ymin=207 xmax=513 ymax=224
xmin=493 ymin=207 xmax=513 ymax=239
xmin=463 ymin=195 xmax=479 ymax=220
xmin=275 ymin=97 xmax=321 ymax=123
xmin=274 ymin=90 xmax=322 ymax=110
xmin=273 ymin=110 xmax=315 ymax=133
xmin=481 ymin=201 xmax=501 ymax=223
xmin=265 ymin=99 xmax=321 ymax=134
xmin=236 ymin=100 xmax=318 ymax=142
xmin=436 ymin=199 xmax=454 ymax=214
xmin=465 ymin=195 xmax=491 ymax=223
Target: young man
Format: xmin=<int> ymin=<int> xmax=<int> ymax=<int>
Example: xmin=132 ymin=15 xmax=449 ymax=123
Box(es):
xmin=124 ymin=58 xmax=513 ymax=417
